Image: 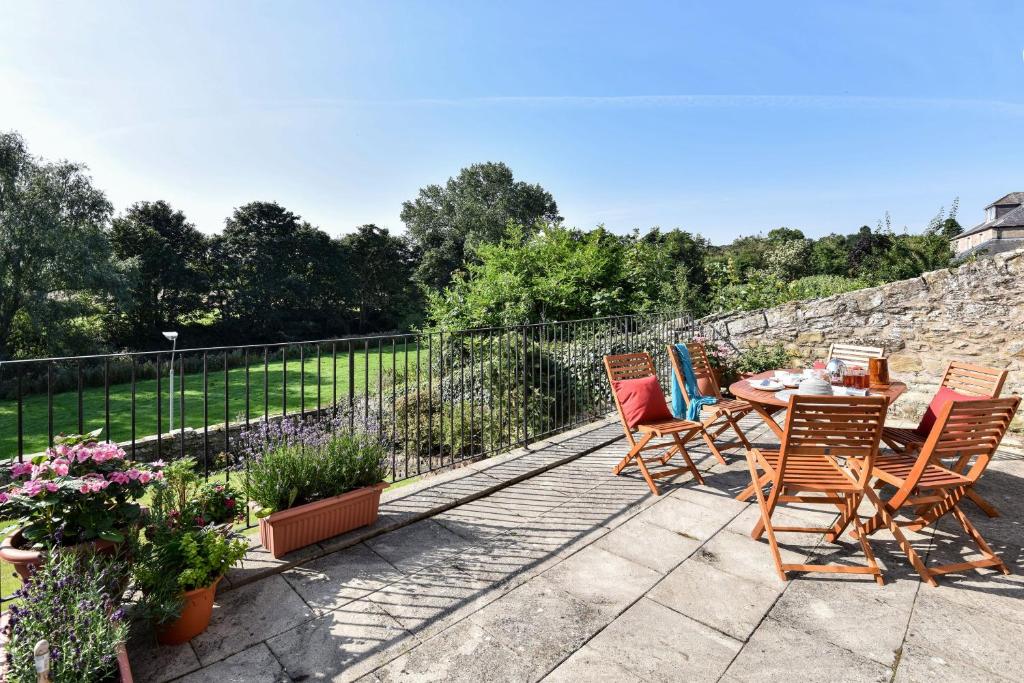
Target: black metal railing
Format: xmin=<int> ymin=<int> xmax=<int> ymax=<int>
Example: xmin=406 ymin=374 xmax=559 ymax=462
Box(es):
xmin=0 ymin=311 xmax=699 ymax=596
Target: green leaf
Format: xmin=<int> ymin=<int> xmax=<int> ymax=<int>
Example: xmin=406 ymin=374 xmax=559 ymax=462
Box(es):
xmin=254 ymin=506 xmax=275 ymax=519
xmin=98 ymin=530 xmax=125 ymax=543
xmin=286 ymin=486 xmax=299 ymax=510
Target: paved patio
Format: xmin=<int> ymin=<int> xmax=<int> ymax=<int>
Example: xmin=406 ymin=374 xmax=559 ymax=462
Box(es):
xmin=131 ymin=414 xmax=1024 ymax=682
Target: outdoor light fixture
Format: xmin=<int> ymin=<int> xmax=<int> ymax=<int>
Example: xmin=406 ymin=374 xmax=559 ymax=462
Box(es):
xmin=163 ymin=331 xmax=179 ymax=432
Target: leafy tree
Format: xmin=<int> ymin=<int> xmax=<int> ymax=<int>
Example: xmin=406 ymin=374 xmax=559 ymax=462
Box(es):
xmin=625 ymin=228 xmax=713 ymax=314
xmin=215 ymin=202 xmax=342 ymax=339
xmin=337 ymin=225 xmax=422 ymax=332
xmin=401 ymin=162 xmax=560 ymax=290
xmin=0 ymin=132 xmax=122 ymax=359
xmin=808 ymin=234 xmax=851 ymax=276
xmin=109 ymin=201 xmax=210 ymax=346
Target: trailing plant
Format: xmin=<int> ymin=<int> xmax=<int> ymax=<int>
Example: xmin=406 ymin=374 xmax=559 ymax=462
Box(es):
xmin=238 ymin=417 xmax=387 ymax=517
xmin=3 ymin=551 xmax=129 ymax=682
xmin=131 ymin=521 xmax=248 ymax=626
xmin=0 ymin=430 xmax=163 ymax=547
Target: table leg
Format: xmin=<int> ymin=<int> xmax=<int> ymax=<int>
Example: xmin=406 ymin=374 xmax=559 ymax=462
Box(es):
xmin=735 ymin=402 xmax=785 ymax=501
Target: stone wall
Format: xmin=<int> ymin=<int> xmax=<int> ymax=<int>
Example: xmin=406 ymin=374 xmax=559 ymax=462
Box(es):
xmin=697 ymin=249 xmax=1024 ymax=429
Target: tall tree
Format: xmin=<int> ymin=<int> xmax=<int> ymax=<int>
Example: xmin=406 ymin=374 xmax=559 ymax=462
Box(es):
xmin=109 ymin=201 xmax=210 ymax=346
xmin=215 ymin=202 xmax=342 ymax=339
xmin=337 ymin=225 xmax=421 ymax=332
xmin=0 ymin=132 xmax=121 ymax=359
xmin=401 ymin=162 xmax=560 ymax=290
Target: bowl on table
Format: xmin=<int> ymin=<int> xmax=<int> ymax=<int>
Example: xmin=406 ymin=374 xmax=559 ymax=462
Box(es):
xmin=749 ymin=377 xmax=784 ymax=392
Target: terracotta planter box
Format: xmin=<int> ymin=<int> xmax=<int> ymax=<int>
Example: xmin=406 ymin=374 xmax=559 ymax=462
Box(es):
xmin=258 ymin=483 xmax=388 ymax=558
xmin=157 ymin=577 xmax=222 ymax=646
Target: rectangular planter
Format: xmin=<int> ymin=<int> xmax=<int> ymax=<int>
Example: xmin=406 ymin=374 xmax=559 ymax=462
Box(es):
xmin=258 ymin=483 xmax=388 ymax=558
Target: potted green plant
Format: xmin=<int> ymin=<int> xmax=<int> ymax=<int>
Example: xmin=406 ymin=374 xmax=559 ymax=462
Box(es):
xmin=238 ymin=417 xmax=388 ymax=558
xmin=0 ymin=430 xmax=163 ymax=579
xmin=131 ymin=459 xmax=248 ymax=645
xmin=1 ymin=551 xmax=133 ymax=682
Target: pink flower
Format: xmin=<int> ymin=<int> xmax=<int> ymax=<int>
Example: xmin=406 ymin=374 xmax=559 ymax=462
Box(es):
xmin=0 ymin=492 xmax=7 ymax=504
xmin=126 ymin=469 xmax=141 ymax=481
xmin=226 ymin=498 xmax=236 ymax=508
xmin=107 ymin=472 xmax=130 ymax=485
xmin=9 ymin=462 xmax=32 ymax=478
xmin=52 ymin=459 xmax=70 ymax=476
xmin=151 ymin=460 xmax=167 ymax=468
xmin=44 ymin=482 xmax=58 ymax=493
xmin=138 ymin=472 xmax=152 ymax=484
xmin=154 ymin=471 xmax=165 ymax=480
xmin=21 ymin=480 xmax=45 ymax=497
xmin=79 ymin=484 xmax=91 ymax=494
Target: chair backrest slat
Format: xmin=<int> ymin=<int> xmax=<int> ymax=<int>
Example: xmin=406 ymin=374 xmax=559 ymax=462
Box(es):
xmin=826 ymin=343 xmax=884 ymax=367
xmin=940 ymin=360 xmax=1008 ymax=398
xmin=604 ymin=352 xmax=658 ymax=442
xmin=778 ymin=395 xmax=888 ymax=487
xmin=907 ymin=396 xmax=1020 ymax=488
xmin=666 ymin=342 xmax=722 ymax=403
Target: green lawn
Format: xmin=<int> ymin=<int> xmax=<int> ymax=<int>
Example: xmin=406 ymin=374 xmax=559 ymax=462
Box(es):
xmin=0 ymin=343 xmax=425 ymax=459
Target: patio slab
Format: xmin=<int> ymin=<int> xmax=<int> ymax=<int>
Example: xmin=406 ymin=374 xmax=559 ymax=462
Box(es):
xmin=143 ymin=414 xmax=1024 ymax=682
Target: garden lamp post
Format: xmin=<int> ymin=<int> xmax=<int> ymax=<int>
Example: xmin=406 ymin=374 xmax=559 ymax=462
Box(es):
xmin=162 ymin=331 xmax=178 ymax=432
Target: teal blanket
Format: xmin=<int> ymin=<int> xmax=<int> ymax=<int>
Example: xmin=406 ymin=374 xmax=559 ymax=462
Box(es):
xmin=670 ymin=344 xmax=717 ymax=422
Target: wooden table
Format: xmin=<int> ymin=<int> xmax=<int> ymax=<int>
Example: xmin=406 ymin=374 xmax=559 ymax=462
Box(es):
xmin=729 ymin=370 xmax=907 ymax=440
xmin=730 ymin=370 xmax=907 ymax=504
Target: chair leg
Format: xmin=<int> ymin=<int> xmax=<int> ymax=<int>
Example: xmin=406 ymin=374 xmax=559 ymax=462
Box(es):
xmin=849 ymin=495 xmax=885 ymax=586
xmin=701 ymin=427 xmax=728 ymax=465
xmin=750 ymin=470 xmax=782 ymax=541
xmin=863 ymin=486 xmax=937 ymax=586
xmin=950 ymin=505 xmax=1010 ymax=575
xmin=745 ymin=452 xmax=787 ymax=582
xmin=964 ymin=489 xmax=1000 ymax=518
xmin=728 ymin=413 xmax=752 ymax=450
xmin=672 ymin=433 xmax=705 ymax=486
xmin=612 ymin=434 xmax=649 ymax=476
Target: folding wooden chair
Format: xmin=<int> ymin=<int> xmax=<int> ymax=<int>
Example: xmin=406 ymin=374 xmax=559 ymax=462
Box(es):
xmin=604 ymin=353 xmax=704 ymax=495
xmin=826 ymin=343 xmax=884 ymax=367
xmin=745 ymin=394 xmax=891 ymax=584
xmin=666 ymin=343 xmax=753 ymax=465
xmin=845 ymin=396 xmax=1020 ymax=586
xmin=881 ymin=360 xmax=1008 ymax=518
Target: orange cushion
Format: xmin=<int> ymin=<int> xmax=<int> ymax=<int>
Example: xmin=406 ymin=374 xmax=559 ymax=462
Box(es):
xmin=915 ymin=386 xmax=987 ymax=436
xmin=612 ymin=376 xmax=673 ymax=429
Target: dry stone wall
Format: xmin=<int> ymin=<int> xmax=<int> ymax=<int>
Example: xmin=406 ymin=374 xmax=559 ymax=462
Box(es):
xmin=697 ymin=249 xmax=1024 ymax=429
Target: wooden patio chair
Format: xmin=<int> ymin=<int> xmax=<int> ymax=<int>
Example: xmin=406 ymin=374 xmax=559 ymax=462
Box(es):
xmin=604 ymin=353 xmax=705 ymax=495
xmin=826 ymin=343 xmax=884 ymax=367
xmin=881 ymin=360 xmax=1008 ymax=518
xmin=745 ymin=394 xmax=891 ymax=584
xmin=666 ymin=343 xmax=753 ymax=465
xmin=844 ymin=396 xmax=1020 ymax=586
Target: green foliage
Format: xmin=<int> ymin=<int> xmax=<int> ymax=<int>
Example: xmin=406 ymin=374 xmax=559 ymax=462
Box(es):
xmin=733 ymin=344 xmax=795 ymax=375
xmin=5 ymin=552 xmax=130 ymax=682
xmin=402 ymin=162 xmax=560 ymax=290
xmin=150 ymin=458 xmax=241 ymax=528
xmin=240 ymin=423 xmax=387 ymax=515
xmin=428 ymin=224 xmax=712 ymax=327
xmin=131 ymin=524 xmax=248 ymax=624
xmin=109 ymin=200 xmax=211 ymax=347
xmin=0 ymin=132 xmax=123 ymax=360
xmin=338 ymin=224 xmax=422 ymax=332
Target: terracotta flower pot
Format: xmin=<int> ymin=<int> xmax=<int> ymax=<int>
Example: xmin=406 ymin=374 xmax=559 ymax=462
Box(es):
xmin=157 ymin=577 xmax=222 ymax=646
xmin=259 ymin=483 xmax=388 ymax=559
xmin=0 ymin=529 xmax=120 ymax=580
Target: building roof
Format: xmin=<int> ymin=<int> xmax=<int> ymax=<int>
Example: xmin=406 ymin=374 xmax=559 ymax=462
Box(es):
xmin=984 ymin=192 xmax=1024 ymax=209
xmin=955 ymin=237 xmax=1024 ymax=261
xmin=959 ymin=202 xmax=1024 ymax=238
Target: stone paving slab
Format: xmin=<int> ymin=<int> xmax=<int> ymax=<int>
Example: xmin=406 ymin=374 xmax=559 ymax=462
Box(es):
xmin=137 ymin=413 xmax=1024 ymax=682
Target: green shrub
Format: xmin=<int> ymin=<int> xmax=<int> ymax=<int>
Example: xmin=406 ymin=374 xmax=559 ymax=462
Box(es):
xmin=4 ymin=552 xmax=129 ymax=682
xmin=734 ymin=344 xmax=795 ymax=375
xmin=785 ymin=274 xmax=872 ymax=301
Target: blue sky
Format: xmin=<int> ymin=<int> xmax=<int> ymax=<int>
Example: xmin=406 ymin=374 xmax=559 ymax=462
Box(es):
xmin=2 ymin=1 xmax=1021 ymax=243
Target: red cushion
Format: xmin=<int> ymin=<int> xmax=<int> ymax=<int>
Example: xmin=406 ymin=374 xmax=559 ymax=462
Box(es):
xmin=914 ymin=386 xmax=988 ymax=436
xmin=612 ymin=376 xmax=673 ymax=429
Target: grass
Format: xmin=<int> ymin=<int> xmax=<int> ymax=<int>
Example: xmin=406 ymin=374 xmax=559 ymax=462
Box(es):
xmin=0 ymin=343 xmax=425 ymax=458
